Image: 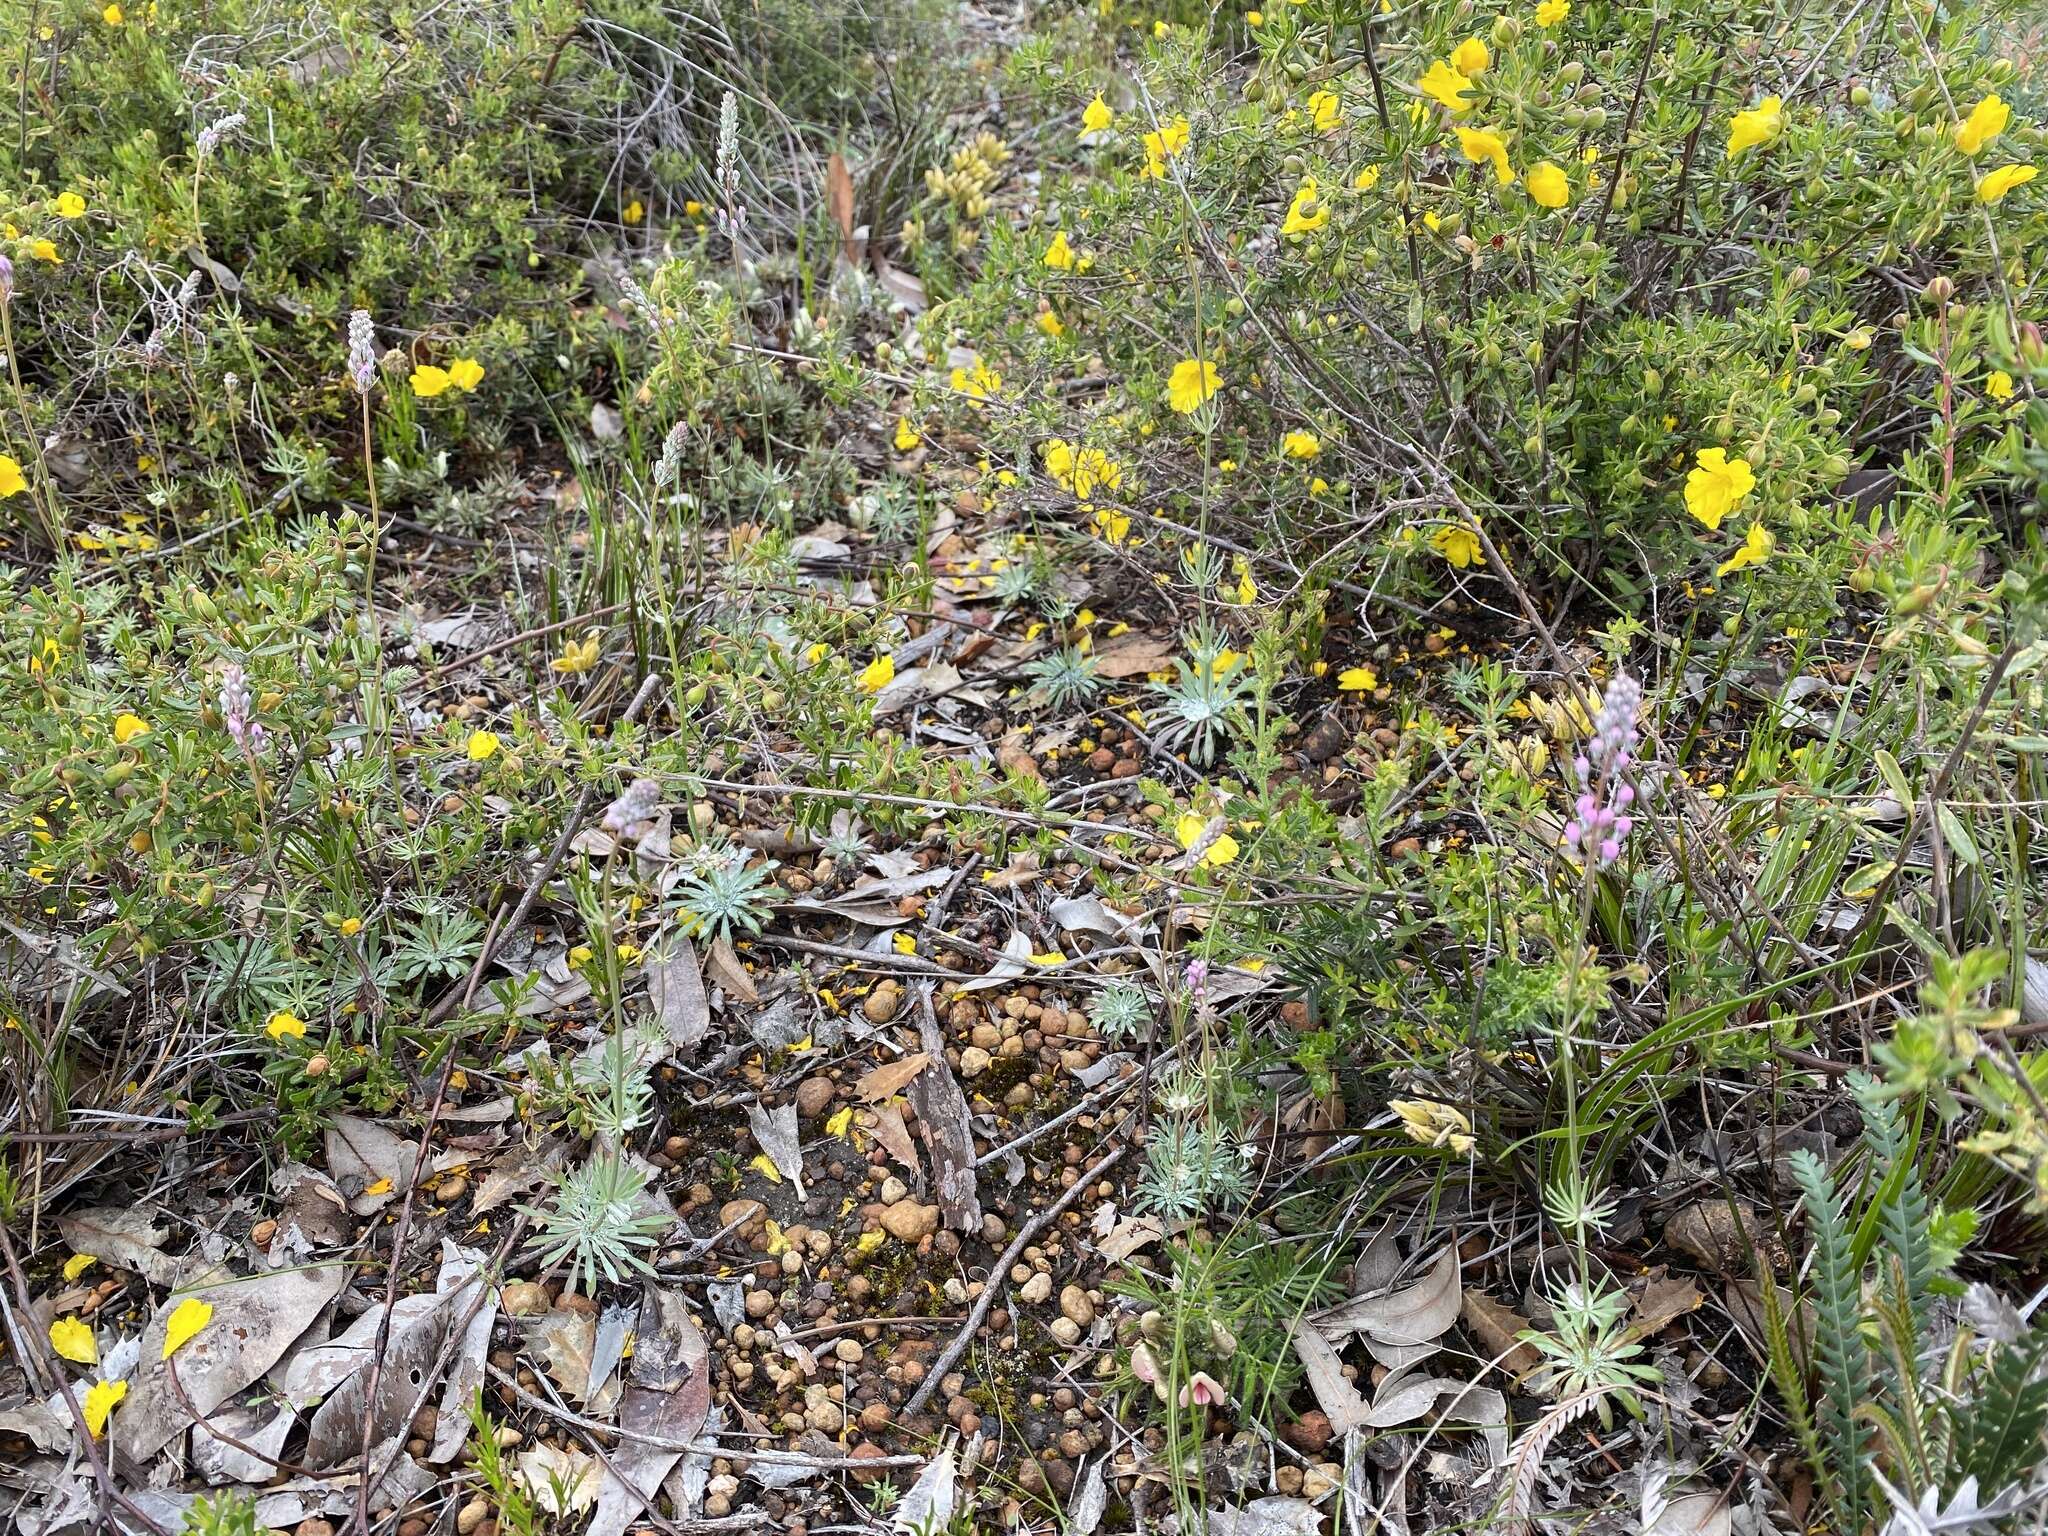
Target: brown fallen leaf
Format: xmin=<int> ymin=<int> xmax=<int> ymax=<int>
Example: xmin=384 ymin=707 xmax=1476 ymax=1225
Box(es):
xmin=1626 ymin=1266 xmax=1705 ymax=1341
xmin=646 ymin=932 xmax=709 ymax=1054
xmin=1461 ymin=1291 xmax=1541 ymax=1378
xmin=908 ymin=987 xmax=981 ymax=1232
xmin=1092 ymin=630 xmax=1178 ymax=680
xmin=865 ymin=1101 xmax=923 ymax=1183
xmin=858 ymin=1052 xmax=932 ymax=1102
xmin=705 ymin=936 xmax=758 ymax=1004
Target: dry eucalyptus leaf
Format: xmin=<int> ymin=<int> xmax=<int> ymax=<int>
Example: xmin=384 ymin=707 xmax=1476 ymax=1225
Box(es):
xmin=117 ymin=1264 xmax=348 ymax=1464
xmin=1316 ymin=1245 xmax=1462 ymax=1348
xmin=747 ymin=1101 xmax=806 ymax=1195
xmin=857 ymin=1052 xmax=932 ymax=1101
xmin=646 ymin=932 xmax=710 ymax=1054
xmin=519 ymin=1442 xmax=602 ymax=1515
xmin=587 ymin=1285 xmax=713 ymax=1536
xmin=56 ymin=1206 xmax=180 ymax=1288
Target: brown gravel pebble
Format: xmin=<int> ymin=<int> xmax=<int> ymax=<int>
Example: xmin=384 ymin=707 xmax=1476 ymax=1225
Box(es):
xmin=796 ymin=1077 xmax=837 ymax=1118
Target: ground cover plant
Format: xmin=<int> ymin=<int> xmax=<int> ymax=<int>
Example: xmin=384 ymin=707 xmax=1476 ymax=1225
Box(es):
xmin=3 ymin=0 xmax=2048 ymax=1531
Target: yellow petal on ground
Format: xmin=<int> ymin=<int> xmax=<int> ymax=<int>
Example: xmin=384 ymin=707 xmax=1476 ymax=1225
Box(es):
xmin=50 ymin=1316 xmax=98 ymax=1365
xmin=83 ymin=1378 xmax=128 ymax=1437
xmin=749 ymin=1153 xmax=783 ymax=1183
xmin=162 ymin=1298 xmax=213 ymax=1360
xmin=63 ymin=1253 xmax=97 ymax=1281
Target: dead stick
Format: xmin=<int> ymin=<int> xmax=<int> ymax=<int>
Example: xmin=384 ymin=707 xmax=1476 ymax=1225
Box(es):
xmin=903 ymin=1143 xmax=1129 ymax=1417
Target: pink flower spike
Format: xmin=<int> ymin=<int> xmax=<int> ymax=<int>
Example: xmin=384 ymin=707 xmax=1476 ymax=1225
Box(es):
xmin=1180 ymin=1371 xmax=1229 ymax=1408
xmin=1130 ymin=1342 xmax=1161 ymax=1384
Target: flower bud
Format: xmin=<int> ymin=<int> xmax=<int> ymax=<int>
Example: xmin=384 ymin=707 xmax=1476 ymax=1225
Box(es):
xmin=1491 ymin=14 xmax=1521 ymax=44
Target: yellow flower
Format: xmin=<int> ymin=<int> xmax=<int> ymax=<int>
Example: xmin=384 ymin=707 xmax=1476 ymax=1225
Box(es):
xmin=1716 ymin=522 xmax=1775 ymax=577
xmin=1416 ymin=60 xmax=1474 ymax=114
xmin=162 ymin=1298 xmax=213 ymax=1359
xmin=1307 ymin=90 xmax=1342 ymax=132
xmin=1977 ymin=163 xmax=2039 ymax=204
xmin=1073 ymin=446 xmax=1122 ymax=495
xmin=1987 ymin=370 xmax=2014 ymax=402
xmin=447 ymin=357 xmax=485 ymax=391
xmin=552 ymin=634 xmax=600 ymax=673
xmin=1044 ymin=230 xmax=1077 ymax=270
xmin=63 ymin=1253 xmax=97 ymax=1281
xmin=1431 ymin=523 xmax=1483 ymax=568
xmin=465 ymin=730 xmax=500 ymax=761
xmin=1280 ymin=179 xmax=1329 ymax=236
xmin=1167 ymin=358 xmax=1222 ymax=414
xmin=1353 ymin=163 xmax=1382 ymax=191
xmin=622 ymin=198 xmax=645 ymax=225
xmin=266 ymin=1011 xmax=307 ymax=1041
xmin=30 ymin=238 xmax=60 ymax=264
xmin=858 ymin=654 xmax=896 ymax=693
xmin=83 ymin=1378 xmax=127 ymax=1437
xmin=1683 ymin=447 xmax=1756 ymax=530
xmin=101 ymin=3 xmax=122 ymax=22
xmin=1140 ymin=117 xmax=1191 ymax=177
xmin=1389 ymin=1098 xmax=1475 ymax=1154
xmin=1524 ymin=160 xmax=1570 ymax=208
xmin=1451 ymin=36 xmax=1490 ymax=76
xmin=409 ymin=365 xmax=452 ymax=398
xmin=1455 ymin=125 xmax=1515 ymax=186
xmin=894 ymin=418 xmax=922 ymax=451
xmin=1726 ymin=96 xmax=1784 ymax=158
xmin=1955 ymin=94 xmax=2010 ymax=156
xmin=893 ymin=931 xmax=918 ymax=955
xmin=685 ymin=199 xmax=704 ymax=216
xmin=1175 ymin=813 xmax=1239 ymax=867
xmin=1422 ymin=209 xmax=1443 ymax=232
xmin=50 ymin=1316 xmax=98 ymax=1365
xmin=950 ymin=360 xmax=1002 ymax=400
xmin=339 ymin=916 xmax=362 ymax=937
xmin=113 ymin=713 xmax=150 ymax=744
xmin=1280 ymin=430 xmax=1320 ymax=459
xmin=1534 ymin=0 xmax=1568 ymax=19
xmin=1246 ymin=10 xmax=1262 ymax=24
xmin=55 ymin=192 xmax=87 ymax=219
xmin=567 ymin=944 xmax=594 ymax=969
xmin=1093 ymin=506 xmax=1132 ymax=543
xmin=1338 ymin=666 xmax=1376 ymax=691
xmin=1082 ymin=94 xmax=1114 ymax=136
xmin=1037 ymin=309 xmax=1065 ymax=337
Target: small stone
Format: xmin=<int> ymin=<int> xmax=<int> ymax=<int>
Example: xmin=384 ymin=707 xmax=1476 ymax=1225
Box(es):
xmin=858 ymin=1402 xmax=890 ymax=1433
xmin=804 ymin=1386 xmax=843 ymax=1434
xmin=1280 ymin=1409 xmax=1334 ymax=1455
xmin=1058 ymin=1428 xmax=1089 ymax=1459
xmin=1058 ymin=1285 xmax=1095 ymax=1329
xmin=745 ymin=1289 xmax=776 ymax=1319
xmin=879 ymin=1175 xmax=909 ymax=1206
xmin=398 ymin=1519 xmax=429 ymax=1536
xmin=500 ymin=1281 xmax=549 ymax=1318
xmin=796 ymin=1077 xmax=837 ymax=1118
xmin=958 ymin=1046 xmax=992 ymax=1079
xmin=1048 ymin=1318 xmax=1081 ymax=1346
xmin=295 ymin=1522 xmax=335 ymax=1536
xmin=970 ymin=1023 xmax=1002 ymax=1050
xmin=981 ymin=1214 xmax=1007 ymax=1245
xmin=1389 ymin=836 xmax=1422 ymax=860
xmin=249 ymin=1219 xmax=277 ymax=1249
xmin=1302 ymin=1464 xmax=1339 ymax=1499
xmin=1111 ymin=759 xmax=1141 ymax=779
xmin=436 ymin=1175 xmax=468 ymax=1203
xmin=1087 ymin=747 xmax=1116 ymax=774
xmin=720 ymin=1198 xmax=766 ymax=1230
xmin=834 ymin=1338 xmax=864 ymax=1364
xmin=1017 ymin=1271 xmax=1053 ymax=1306
xmin=881 ymin=1201 xmax=939 ymax=1242
xmin=457 ymin=1499 xmax=492 ymax=1536
xmin=848 ymin=1442 xmax=889 ymax=1483
xmin=864 ymin=984 xmax=904 ymax=1024
xmin=1004 ymin=1082 xmax=1035 ymax=1108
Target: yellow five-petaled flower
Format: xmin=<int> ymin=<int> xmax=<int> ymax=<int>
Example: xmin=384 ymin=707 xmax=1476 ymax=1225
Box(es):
xmin=1727 ymin=96 xmax=1785 ymax=159
xmin=1684 ymin=447 xmax=1756 ymax=530
xmin=1167 ymin=358 xmax=1222 ymax=414
xmin=1978 ymin=164 xmax=2039 ymax=204
xmin=1955 ymin=94 xmax=2010 ymax=156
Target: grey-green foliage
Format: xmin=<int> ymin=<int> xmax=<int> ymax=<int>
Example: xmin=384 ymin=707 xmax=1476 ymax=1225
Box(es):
xmin=1776 ymin=1077 xmax=2048 ymax=1533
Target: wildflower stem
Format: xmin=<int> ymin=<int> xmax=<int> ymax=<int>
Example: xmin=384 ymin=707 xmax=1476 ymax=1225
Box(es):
xmin=0 ymin=300 xmax=63 ymax=549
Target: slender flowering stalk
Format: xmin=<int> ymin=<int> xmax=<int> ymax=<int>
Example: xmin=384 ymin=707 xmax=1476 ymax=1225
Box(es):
xmin=601 ymin=777 xmax=662 ymax=834
xmin=0 ymin=253 xmax=65 ymax=548
xmin=196 ymin=112 xmax=246 ymax=156
xmin=653 ymin=422 xmax=687 ymax=489
xmin=1562 ymin=672 xmax=1643 ymax=868
xmin=714 ymin=91 xmax=746 ymax=244
xmin=346 ymin=310 xmax=378 ymax=396
xmin=219 ymin=665 xmax=266 ymax=755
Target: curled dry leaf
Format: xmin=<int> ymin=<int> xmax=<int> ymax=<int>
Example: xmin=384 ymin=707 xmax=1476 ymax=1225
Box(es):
xmin=857 ymin=1052 xmax=931 ymax=1101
